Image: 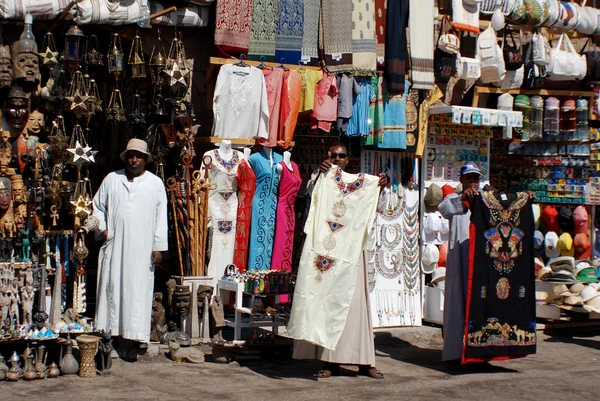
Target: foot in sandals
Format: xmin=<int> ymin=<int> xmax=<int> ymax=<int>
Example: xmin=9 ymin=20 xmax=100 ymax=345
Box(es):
xmin=314 ymin=363 xmax=340 ymax=378
xmin=358 ymin=365 xmax=384 ymax=379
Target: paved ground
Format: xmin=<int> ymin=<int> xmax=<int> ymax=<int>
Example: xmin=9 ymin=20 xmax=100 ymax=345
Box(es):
xmin=3 ymin=326 xmax=599 ymax=401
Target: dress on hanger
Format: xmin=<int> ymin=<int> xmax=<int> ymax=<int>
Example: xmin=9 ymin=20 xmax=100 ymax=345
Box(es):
xmin=377 ymin=78 xmax=409 ymax=149
xmin=296 ymin=68 xmax=322 ymax=112
xmin=260 ymin=68 xmax=284 ymax=147
xmin=247 ymin=150 xmax=283 ymax=271
xmin=278 ymin=69 xmax=302 ymax=148
xmin=310 ymin=71 xmax=338 ymax=132
xmin=346 ymin=77 xmax=373 ymax=136
xmin=271 ymin=161 xmax=302 ymax=272
xmin=205 ymin=149 xmax=243 ymax=284
xmin=233 ymin=159 xmax=256 ymax=273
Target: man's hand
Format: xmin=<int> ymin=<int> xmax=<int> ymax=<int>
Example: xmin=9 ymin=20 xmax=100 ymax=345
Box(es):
xmin=378 ymin=173 xmax=388 ymax=188
xmin=526 ymin=190 xmax=536 ymax=199
xmin=319 ymin=151 xmax=333 ymax=173
xmin=462 ymin=188 xmax=479 ymax=200
xmin=151 ymin=251 xmax=162 ymax=265
xmin=102 ymin=230 xmax=108 ymax=240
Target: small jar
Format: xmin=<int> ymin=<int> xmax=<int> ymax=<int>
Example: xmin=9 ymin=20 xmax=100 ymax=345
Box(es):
xmin=576 ymin=98 xmax=589 ymax=141
xmin=530 ymin=96 xmax=544 ymax=140
xmin=544 ymin=97 xmax=560 ymax=139
xmin=560 ymin=98 xmax=576 ymax=140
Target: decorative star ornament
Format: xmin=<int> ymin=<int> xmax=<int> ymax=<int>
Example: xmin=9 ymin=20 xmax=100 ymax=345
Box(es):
xmin=39 ymin=47 xmax=59 ymax=68
xmin=85 ymin=149 xmax=98 ymax=163
xmin=165 ymin=62 xmax=190 ymax=98
xmin=68 ymin=141 xmax=91 ymax=164
xmin=70 ymin=195 xmax=93 ymax=217
xmin=66 ymin=94 xmax=90 ymax=119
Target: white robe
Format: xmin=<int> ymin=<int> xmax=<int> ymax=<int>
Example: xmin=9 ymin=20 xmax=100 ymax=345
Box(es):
xmin=92 ymin=170 xmax=168 ymax=342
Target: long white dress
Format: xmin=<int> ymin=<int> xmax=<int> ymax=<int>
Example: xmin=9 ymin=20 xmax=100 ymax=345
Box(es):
xmin=204 ymin=149 xmax=243 ymax=285
xmin=93 ymin=170 xmax=168 ymax=342
xmin=212 ymin=64 xmax=270 ymax=140
xmin=287 ymin=166 xmax=380 ymax=350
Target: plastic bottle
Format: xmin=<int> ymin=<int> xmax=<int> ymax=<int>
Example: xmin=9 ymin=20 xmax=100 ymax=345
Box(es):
xmin=514 ymin=95 xmax=531 ymax=141
xmin=560 ymin=98 xmax=576 ymax=141
xmin=576 ymin=98 xmax=589 ymax=142
xmin=530 ymin=96 xmax=544 ymax=140
xmin=544 ymin=97 xmax=560 ymax=139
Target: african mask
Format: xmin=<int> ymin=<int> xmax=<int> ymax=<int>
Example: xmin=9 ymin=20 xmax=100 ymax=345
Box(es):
xmin=174 ymin=285 xmax=191 ymax=317
xmin=4 ymin=85 xmax=30 ymax=130
xmin=0 ymin=177 xmax=11 ymax=211
xmin=11 ymin=174 xmax=26 ymax=204
xmin=25 ymin=110 xmax=44 ymax=139
xmin=0 ymin=44 xmax=12 ymax=90
xmin=11 ymin=29 xmax=40 ymax=85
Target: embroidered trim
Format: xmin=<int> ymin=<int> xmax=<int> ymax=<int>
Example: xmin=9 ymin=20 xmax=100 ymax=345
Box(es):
xmin=326 ymin=220 xmax=346 ymax=233
xmin=314 ymin=253 xmax=336 ymax=282
xmin=333 ymin=167 xmax=365 ymax=196
xmin=467 ymin=318 xmax=537 ymax=347
xmin=213 ymin=149 xmax=240 ymax=172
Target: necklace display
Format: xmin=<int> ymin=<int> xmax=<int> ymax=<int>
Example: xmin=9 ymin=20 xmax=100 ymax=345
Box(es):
xmin=401 ymin=192 xmax=420 ymax=326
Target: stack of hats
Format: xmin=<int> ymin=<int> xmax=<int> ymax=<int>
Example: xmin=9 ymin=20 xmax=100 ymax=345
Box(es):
xmin=424 ymin=184 xmax=442 ymax=213
xmin=545 ymin=282 xmax=600 ymax=312
xmin=421 ymin=244 xmax=439 ymax=274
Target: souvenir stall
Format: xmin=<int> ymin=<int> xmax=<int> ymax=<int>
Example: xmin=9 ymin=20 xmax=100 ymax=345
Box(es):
xmin=0 ymin=0 xmax=216 ymax=379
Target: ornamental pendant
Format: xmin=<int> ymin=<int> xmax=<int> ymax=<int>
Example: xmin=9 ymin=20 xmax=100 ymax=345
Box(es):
xmin=323 ymin=234 xmax=337 ymax=251
xmin=332 ymin=199 xmax=347 ymax=218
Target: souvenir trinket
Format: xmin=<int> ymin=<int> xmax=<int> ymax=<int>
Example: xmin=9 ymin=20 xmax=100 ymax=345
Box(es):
xmin=164 ymin=32 xmax=190 ymax=99
xmin=84 ymin=35 xmax=103 ymax=66
xmin=128 ymin=32 xmax=146 ymax=79
xmin=106 ymin=89 xmax=127 ymax=121
xmin=0 ymin=28 xmax=12 ymax=90
xmin=39 ymin=32 xmax=59 ymax=69
xmin=4 ymin=85 xmax=30 ymax=130
xmin=149 ymin=30 xmax=167 ymax=84
xmin=63 ymin=25 xmax=85 ymax=71
xmin=12 ymin=14 xmax=40 ymax=87
xmin=65 ymin=71 xmax=89 ymax=120
xmin=128 ymin=91 xmax=146 ymax=124
xmin=107 ymin=33 xmax=124 ymax=80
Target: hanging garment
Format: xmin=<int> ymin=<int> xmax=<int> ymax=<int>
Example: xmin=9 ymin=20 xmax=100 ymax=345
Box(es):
xmin=212 ymin=65 xmax=269 ymax=140
xmin=260 ymin=68 xmax=285 ymax=147
xmin=248 ymin=150 xmax=283 ymax=271
xmin=310 ymin=71 xmax=339 ymax=132
xmin=385 ymin=0 xmax=409 ymax=92
xmin=204 ymin=149 xmax=243 ymax=283
xmin=287 ymin=166 xmax=380 ymax=350
xmin=375 ymin=0 xmax=387 ymax=66
xmin=321 ymin=0 xmax=354 ymax=71
xmin=301 ymin=0 xmax=320 ymax=63
xmin=352 ymin=0 xmax=377 ymax=71
xmin=409 ymin=0 xmax=435 ymax=89
xmin=249 ymin=0 xmax=276 ymax=58
xmin=271 ymin=161 xmax=302 ymax=272
xmin=362 ymin=76 xmax=384 ymax=145
xmin=463 ymin=191 xmax=536 ymax=364
xmin=404 ymin=90 xmax=420 ymax=152
xmin=275 ymin=0 xmax=304 ymax=65
xmin=347 ymin=77 xmax=373 ymax=136
xmin=278 ymin=69 xmax=302 ymax=148
xmin=233 ymin=159 xmax=256 ymax=273
xmin=377 ymin=79 xmax=408 ymax=149
xmin=93 ymin=170 xmax=168 ymax=343
xmin=214 ymin=0 xmax=253 ymax=56
xmin=336 ymin=74 xmax=360 ymax=133
xmin=296 ymin=68 xmax=322 ymax=112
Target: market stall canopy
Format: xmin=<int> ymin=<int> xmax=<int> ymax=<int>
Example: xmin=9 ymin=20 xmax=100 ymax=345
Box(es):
xmin=0 ymin=0 xmax=210 ymax=27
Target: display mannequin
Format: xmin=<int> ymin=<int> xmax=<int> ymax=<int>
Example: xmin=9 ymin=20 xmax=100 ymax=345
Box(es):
xmin=262 ymin=146 xmax=274 ymax=167
xmin=243 ymin=147 xmax=251 ymax=162
xmin=283 ymin=151 xmax=293 ymax=171
xmin=217 ymin=139 xmax=233 ymax=160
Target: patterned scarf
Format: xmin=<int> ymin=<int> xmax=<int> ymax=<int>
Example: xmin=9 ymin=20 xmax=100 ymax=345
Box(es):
xmin=275 ymin=0 xmax=304 ymax=64
xmin=385 ymin=0 xmax=409 ymax=93
xmin=214 ymin=0 xmax=254 ymax=56
xmin=352 ymin=0 xmax=377 ymax=71
xmin=409 ymin=0 xmax=435 ymax=89
xmin=249 ymin=0 xmax=277 ymax=59
xmin=301 ymin=0 xmax=320 ymax=63
xmin=375 ymin=0 xmax=387 ymax=67
xmin=321 ymin=0 xmax=353 ymax=72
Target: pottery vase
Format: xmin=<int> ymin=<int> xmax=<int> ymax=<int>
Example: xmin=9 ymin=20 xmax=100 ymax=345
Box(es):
xmin=0 ymin=355 xmax=7 ymax=380
xmin=6 ymin=367 xmax=20 ymax=381
xmin=47 ymin=362 xmax=60 ymax=378
xmin=60 ymin=340 xmax=79 ymax=375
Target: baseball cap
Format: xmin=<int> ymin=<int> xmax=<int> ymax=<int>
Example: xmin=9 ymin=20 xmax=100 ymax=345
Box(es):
xmin=558 ymin=207 xmax=574 ymax=232
xmin=573 ymin=206 xmax=588 ymax=234
xmin=534 ymin=257 xmax=545 ymax=275
xmin=441 ymin=184 xmax=455 ymax=200
xmin=575 ymin=260 xmax=598 ymax=283
xmin=459 ymin=162 xmax=482 ymax=176
xmin=422 ymin=244 xmax=440 ymax=274
xmin=558 ymin=232 xmax=574 ymax=257
xmin=574 ymin=233 xmax=591 ymax=259
xmin=424 ymin=184 xmax=443 ymax=213
xmin=542 ymin=205 xmax=559 ymax=232
xmin=533 ymin=231 xmax=544 ymax=257
xmin=545 ymin=231 xmax=561 ymax=258
xmin=423 ymin=212 xmax=442 ymax=244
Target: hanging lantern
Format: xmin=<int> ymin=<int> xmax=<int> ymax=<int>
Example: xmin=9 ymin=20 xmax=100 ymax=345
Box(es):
xmin=107 ymin=89 xmax=126 ymax=121
xmin=63 ymin=25 xmax=86 ymax=71
xmin=107 ymin=33 xmax=124 ymax=80
xmin=163 ymin=32 xmax=190 ymax=100
xmin=83 ymin=74 xmax=102 ymax=115
xmin=65 ymin=71 xmax=89 ymax=120
xmin=84 ymin=35 xmax=103 ymax=67
xmin=128 ymin=32 xmax=146 ymax=79
xmin=149 ymin=29 xmax=167 ymax=84
xmin=129 ymin=91 xmax=146 ymax=124
xmin=39 ymin=32 xmax=59 ymax=69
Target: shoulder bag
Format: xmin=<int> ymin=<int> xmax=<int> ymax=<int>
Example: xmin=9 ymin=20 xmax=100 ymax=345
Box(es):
xmin=547 ymin=33 xmax=587 ymax=81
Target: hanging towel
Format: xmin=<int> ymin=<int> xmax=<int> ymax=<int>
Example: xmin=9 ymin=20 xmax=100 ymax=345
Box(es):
xmin=385 ymin=0 xmax=409 ymax=93
xmin=409 ymin=0 xmax=435 ymax=89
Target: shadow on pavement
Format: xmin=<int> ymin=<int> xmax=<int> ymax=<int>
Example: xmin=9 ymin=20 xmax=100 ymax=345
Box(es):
xmin=544 ymin=334 xmax=600 ymax=351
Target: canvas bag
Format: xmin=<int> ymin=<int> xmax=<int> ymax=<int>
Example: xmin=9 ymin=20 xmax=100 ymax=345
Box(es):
xmin=547 ymin=33 xmax=587 ymax=81
xmin=524 ymin=41 xmax=547 ymax=89
xmin=576 ymin=1 xmax=600 ymax=35
xmin=532 ymin=30 xmax=550 ymax=66
xmin=477 ymin=26 xmax=506 ymax=83
xmin=456 ymin=55 xmax=481 ymax=79
xmin=502 ymin=28 xmax=524 ymax=70
xmin=581 ymin=39 xmax=600 ymax=84
xmin=437 ymin=15 xmax=461 ymax=54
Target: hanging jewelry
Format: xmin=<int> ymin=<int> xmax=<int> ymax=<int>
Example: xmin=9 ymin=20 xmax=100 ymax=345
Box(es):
xmin=129 ymin=31 xmax=147 ymax=79
xmin=39 ymin=32 xmax=59 ymax=69
xmin=106 ymin=89 xmax=127 ymax=122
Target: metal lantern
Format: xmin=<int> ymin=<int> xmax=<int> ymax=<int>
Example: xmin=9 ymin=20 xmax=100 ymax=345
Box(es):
xmin=84 ymin=35 xmax=103 ymax=66
xmin=128 ymin=32 xmax=146 ymax=79
xmin=164 ymin=32 xmax=190 ymax=100
xmin=149 ymin=30 xmax=167 ymax=84
xmin=107 ymin=33 xmax=124 ymax=80
xmin=39 ymin=32 xmax=59 ymax=69
xmin=107 ymin=89 xmax=126 ymax=121
xmin=64 ymin=25 xmax=86 ymax=63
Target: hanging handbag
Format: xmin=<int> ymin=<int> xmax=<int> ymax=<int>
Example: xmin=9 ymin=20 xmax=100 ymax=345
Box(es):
xmin=502 ymin=28 xmax=524 ymax=70
xmin=532 ymin=30 xmax=551 ymax=66
xmin=437 ymin=15 xmax=461 ymax=55
xmin=435 ymin=49 xmax=457 ymax=82
xmin=525 ymin=41 xmax=547 ymax=89
xmin=581 ymin=39 xmax=600 ymax=84
xmin=494 ymin=65 xmax=525 ymax=89
xmin=477 ymin=26 xmax=506 ymax=83
xmin=456 ymin=55 xmax=481 ymax=80
xmin=576 ymin=1 xmax=599 ymax=35
xmin=547 ymin=33 xmax=587 ymax=81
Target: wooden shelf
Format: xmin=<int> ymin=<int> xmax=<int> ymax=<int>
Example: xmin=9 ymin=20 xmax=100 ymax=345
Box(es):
xmin=473 ymin=87 xmax=597 ymax=98
xmin=209 ymin=57 xmax=322 ymax=72
xmin=195 ymin=136 xmax=294 ymax=147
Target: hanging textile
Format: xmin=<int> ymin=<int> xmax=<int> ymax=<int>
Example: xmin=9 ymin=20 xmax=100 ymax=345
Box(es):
xmin=347 ymin=77 xmax=373 ymax=137
xmin=463 ymin=192 xmax=536 ymax=364
xmin=275 ymin=0 xmax=304 ymax=65
xmin=336 ymin=74 xmax=359 ymax=133
xmin=233 ymin=159 xmax=256 ymax=273
xmin=212 ymin=64 xmax=269 ymax=140
xmin=301 ymin=0 xmax=320 ymax=63
xmin=287 ymin=167 xmax=380 ymax=349
xmin=271 ymin=161 xmax=302 ymax=272
xmin=204 ymin=149 xmax=243 ymax=283
xmin=296 ymin=68 xmax=323 ymax=112
xmin=310 ymin=71 xmax=339 ymax=132
xmin=278 ymin=70 xmax=302 ymax=148
xmin=321 ymin=0 xmax=353 ymax=71
xmin=377 ymin=79 xmax=408 ymax=149
xmin=385 ymin=0 xmax=409 ymax=93
xmin=249 ymin=0 xmax=276 ymax=59
xmin=247 ymin=150 xmax=283 ymax=271
xmin=214 ymin=0 xmax=253 ymax=56
xmin=352 ymin=0 xmax=377 ymax=71
xmin=405 ymin=90 xmax=419 ymax=152
xmin=362 ymin=76 xmax=384 ymax=146
xmin=259 ymin=68 xmax=284 ymax=147
xmin=409 ymin=0 xmax=435 ymax=89
xmin=452 ymin=0 xmax=480 ymax=34
xmin=375 ymin=0 xmax=387 ymax=66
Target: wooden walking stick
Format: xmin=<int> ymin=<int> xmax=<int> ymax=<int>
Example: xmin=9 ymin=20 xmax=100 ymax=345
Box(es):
xmin=182 ymin=155 xmax=197 ymax=275
xmin=199 ymin=155 xmax=214 ymax=276
xmin=167 ymin=178 xmax=184 ymax=277
xmin=192 ymin=170 xmax=202 ymax=276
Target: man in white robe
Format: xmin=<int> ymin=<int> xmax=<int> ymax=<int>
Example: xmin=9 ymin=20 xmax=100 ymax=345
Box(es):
xmin=92 ymin=139 xmax=168 ymax=344
xmin=291 ymin=143 xmax=386 ymax=379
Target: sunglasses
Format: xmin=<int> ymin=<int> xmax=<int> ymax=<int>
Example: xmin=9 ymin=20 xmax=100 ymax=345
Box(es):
xmin=330 ymin=152 xmax=348 ymax=159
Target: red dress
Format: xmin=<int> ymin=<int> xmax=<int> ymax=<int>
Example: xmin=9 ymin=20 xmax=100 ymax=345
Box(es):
xmin=233 ymin=159 xmax=256 ymax=272
xmin=271 ymin=161 xmax=302 ymax=272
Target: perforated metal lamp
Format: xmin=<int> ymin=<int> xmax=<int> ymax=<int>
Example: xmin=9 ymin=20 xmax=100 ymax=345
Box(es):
xmin=64 ymin=25 xmax=85 ymax=62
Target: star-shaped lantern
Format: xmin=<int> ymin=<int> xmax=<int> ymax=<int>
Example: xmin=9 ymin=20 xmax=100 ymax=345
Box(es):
xmin=164 ymin=61 xmax=189 ymax=99
xmin=70 ymin=194 xmax=92 ymax=217
xmin=66 ymin=94 xmax=90 ymax=119
xmin=67 ymin=140 xmax=91 ymax=165
xmin=39 ymin=47 xmax=59 ymax=68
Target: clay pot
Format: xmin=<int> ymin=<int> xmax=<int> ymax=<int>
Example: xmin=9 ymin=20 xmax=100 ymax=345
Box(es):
xmin=47 ymin=362 xmax=60 ymax=378
xmin=6 ymin=367 xmax=20 ymax=381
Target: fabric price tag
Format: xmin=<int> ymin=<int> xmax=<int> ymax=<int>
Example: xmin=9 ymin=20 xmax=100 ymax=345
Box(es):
xmin=452 ymin=109 xmax=462 ymax=124
xmin=331 ymin=53 xmax=342 ymax=61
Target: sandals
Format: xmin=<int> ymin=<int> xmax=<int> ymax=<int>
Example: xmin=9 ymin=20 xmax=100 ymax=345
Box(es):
xmin=358 ymin=366 xmax=384 ymax=379
xmin=314 ymin=363 xmax=340 ymax=378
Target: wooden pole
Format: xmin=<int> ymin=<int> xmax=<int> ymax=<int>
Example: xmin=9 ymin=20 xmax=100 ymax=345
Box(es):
xmin=167 ymin=178 xmax=184 ymax=277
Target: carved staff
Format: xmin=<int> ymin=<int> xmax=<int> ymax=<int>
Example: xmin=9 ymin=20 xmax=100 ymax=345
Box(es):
xmin=199 ymin=156 xmax=213 ymax=276
xmin=191 ymin=171 xmax=201 ymax=276
xmin=181 ymin=155 xmax=196 ymax=276
xmin=166 ymin=178 xmax=184 ymax=277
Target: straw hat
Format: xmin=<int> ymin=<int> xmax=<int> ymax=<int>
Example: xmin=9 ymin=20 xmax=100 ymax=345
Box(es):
xmin=120 ymin=138 xmax=152 ymax=162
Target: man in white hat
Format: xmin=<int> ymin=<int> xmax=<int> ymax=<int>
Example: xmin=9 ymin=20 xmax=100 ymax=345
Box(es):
xmin=92 ymin=139 xmax=168 ymax=347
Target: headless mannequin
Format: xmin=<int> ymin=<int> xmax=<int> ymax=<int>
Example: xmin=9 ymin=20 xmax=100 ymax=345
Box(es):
xmin=218 ymin=140 xmax=233 ymax=160
xmin=243 ymin=147 xmax=251 ymax=162
xmin=282 ymin=151 xmax=293 ymax=171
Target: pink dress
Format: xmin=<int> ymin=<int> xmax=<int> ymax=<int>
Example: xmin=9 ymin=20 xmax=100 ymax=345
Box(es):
xmin=260 ymin=68 xmax=284 ymax=147
xmin=310 ymin=71 xmax=338 ymax=132
xmin=271 ymin=161 xmax=302 ymax=272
